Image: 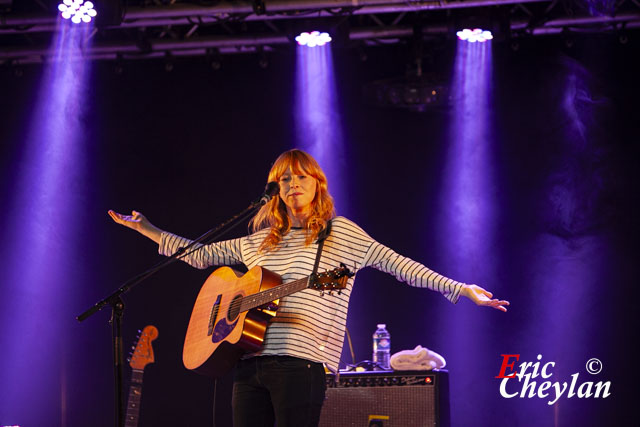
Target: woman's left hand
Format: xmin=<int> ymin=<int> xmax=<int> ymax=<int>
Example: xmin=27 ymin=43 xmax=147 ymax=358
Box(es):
xmin=461 ymin=284 xmax=510 ymax=312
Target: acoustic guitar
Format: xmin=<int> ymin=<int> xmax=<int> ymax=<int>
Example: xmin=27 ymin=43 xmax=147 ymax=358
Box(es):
xmin=183 ymin=264 xmax=352 ymax=378
xmin=125 ymin=325 xmax=159 ymax=427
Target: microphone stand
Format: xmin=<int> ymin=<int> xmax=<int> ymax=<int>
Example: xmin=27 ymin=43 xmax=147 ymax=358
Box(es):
xmin=76 ymin=193 xmax=272 ymax=427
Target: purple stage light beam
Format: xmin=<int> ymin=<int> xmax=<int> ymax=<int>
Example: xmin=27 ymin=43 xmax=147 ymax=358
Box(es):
xmin=520 ymin=59 xmax=612 ymax=420
xmin=439 ymin=39 xmax=496 ymax=277
xmin=294 ymin=43 xmax=348 ymax=214
xmin=434 ymin=39 xmax=497 ymax=426
xmin=0 ymin=20 xmax=93 ymax=426
xmin=294 ymin=42 xmax=353 ymax=370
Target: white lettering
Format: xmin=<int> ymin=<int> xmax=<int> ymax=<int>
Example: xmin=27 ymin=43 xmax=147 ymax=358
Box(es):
xmin=568 ymin=373 xmax=579 ymax=398
xmin=517 ymin=361 xmax=534 ymax=381
xmin=500 ymin=378 xmax=518 ymax=398
xmin=593 ymin=381 xmax=611 ymax=398
xmin=577 ymin=381 xmax=593 ymax=398
xmin=530 ymin=354 xmax=543 ymax=378
xmin=537 ymin=381 xmax=551 ymax=398
xmin=499 ymin=357 xmax=612 ymax=405
xmin=548 ymin=381 xmax=568 ymax=405
xmin=520 ymin=375 xmax=537 ymax=398
xmin=541 ymin=361 xmax=555 ymax=379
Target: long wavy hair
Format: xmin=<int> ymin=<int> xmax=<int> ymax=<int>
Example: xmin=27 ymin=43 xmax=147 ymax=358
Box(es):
xmin=250 ymin=149 xmax=335 ymax=252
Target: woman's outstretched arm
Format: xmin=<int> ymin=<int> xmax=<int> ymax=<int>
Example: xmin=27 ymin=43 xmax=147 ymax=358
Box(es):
xmin=459 ymin=284 xmax=510 ymax=312
xmin=108 ymin=210 xmax=164 ymax=244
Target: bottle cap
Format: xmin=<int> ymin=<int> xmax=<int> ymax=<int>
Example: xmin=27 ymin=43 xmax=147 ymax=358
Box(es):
xmin=377 ymin=324 xmax=386 ymax=328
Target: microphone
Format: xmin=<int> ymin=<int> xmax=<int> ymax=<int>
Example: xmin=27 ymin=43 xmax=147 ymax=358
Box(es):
xmin=258 ymin=181 xmax=280 ymax=205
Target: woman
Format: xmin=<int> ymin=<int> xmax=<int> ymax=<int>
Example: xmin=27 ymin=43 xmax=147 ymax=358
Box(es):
xmin=109 ymin=149 xmax=509 ymax=427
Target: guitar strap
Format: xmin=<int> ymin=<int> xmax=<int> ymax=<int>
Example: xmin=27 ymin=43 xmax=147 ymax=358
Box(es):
xmin=311 ymin=219 xmax=332 ymax=276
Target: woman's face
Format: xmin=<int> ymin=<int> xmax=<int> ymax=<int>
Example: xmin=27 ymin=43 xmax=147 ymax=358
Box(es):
xmin=278 ymin=166 xmax=317 ymax=216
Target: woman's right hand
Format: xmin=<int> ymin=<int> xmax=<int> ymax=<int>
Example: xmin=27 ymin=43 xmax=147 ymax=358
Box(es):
xmin=108 ymin=210 xmax=163 ymax=243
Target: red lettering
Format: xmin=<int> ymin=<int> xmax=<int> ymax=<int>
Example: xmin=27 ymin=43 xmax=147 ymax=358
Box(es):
xmin=495 ymin=354 xmax=520 ymax=379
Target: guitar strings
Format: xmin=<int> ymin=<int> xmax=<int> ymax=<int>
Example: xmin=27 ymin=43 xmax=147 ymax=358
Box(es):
xmin=208 ymin=278 xmax=307 ymax=323
xmin=187 ymin=278 xmax=307 ymax=337
xmin=205 ymin=271 xmax=349 ymax=329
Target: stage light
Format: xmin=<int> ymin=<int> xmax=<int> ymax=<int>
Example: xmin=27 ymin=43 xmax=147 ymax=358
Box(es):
xmin=456 ymin=28 xmax=493 ymax=43
xmin=58 ymin=0 xmax=97 ymax=24
xmin=295 ymin=31 xmax=332 ymax=47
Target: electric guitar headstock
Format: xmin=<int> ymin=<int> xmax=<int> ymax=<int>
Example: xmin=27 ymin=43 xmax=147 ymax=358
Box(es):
xmin=129 ymin=325 xmax=159 ymax=370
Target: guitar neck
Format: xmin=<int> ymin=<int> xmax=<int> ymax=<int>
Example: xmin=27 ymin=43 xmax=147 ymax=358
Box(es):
xmin=124 ymin=370 xmax=144 ymax=427
xmin=239 ymin=276 xmax=309 ymax=312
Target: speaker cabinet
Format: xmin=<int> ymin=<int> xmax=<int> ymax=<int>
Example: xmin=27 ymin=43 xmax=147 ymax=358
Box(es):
xmin=319 ymin=370 xmax=449 ymax=427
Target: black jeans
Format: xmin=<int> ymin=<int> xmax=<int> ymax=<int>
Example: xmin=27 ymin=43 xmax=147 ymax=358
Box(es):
xmin=232 ymin=356 xmax=327 ymax=427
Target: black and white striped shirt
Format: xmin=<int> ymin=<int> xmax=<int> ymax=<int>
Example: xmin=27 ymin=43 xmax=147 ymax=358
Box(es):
xmin=160 ymin=216 xmax=463 ymax=372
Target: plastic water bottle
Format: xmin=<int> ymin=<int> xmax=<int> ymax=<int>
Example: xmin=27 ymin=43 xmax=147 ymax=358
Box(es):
xmin=372 ymin=324 xmax=391 ymax=370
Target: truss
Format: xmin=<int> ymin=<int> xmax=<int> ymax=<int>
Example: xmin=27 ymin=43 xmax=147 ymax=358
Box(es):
xmin=1 ymin=0 xmax=639 ymax=64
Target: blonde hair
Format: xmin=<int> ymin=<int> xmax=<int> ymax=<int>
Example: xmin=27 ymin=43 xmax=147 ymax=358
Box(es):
xmin=250 ymin=149 xmax=335 ymax=252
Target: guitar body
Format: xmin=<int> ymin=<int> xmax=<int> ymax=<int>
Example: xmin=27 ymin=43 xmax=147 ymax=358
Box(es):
xmin=183 ymin=265 xmax=282 ymax=378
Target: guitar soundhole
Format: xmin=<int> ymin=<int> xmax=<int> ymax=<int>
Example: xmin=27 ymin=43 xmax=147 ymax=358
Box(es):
xmin=227 ymin=294 xmax=242 ymax=322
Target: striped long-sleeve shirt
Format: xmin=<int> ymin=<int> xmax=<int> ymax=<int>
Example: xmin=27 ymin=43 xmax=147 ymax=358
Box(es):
xmin=159 ymin=216 xmax=464 ymax=372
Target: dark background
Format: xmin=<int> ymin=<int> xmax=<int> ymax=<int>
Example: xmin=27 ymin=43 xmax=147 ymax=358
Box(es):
xmin=0 ymin=34 xmax=638 ymax=426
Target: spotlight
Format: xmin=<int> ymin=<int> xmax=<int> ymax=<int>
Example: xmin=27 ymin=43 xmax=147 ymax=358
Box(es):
xmin=295 ymin=31 xmax=332 ymax=47
xmin=58 ymin=0 xmax=97 ymax=24
xmin=456 ymin=28 xmax=493 ymax=43
xmin=289 ymin=17 xmax=348 ymax=47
